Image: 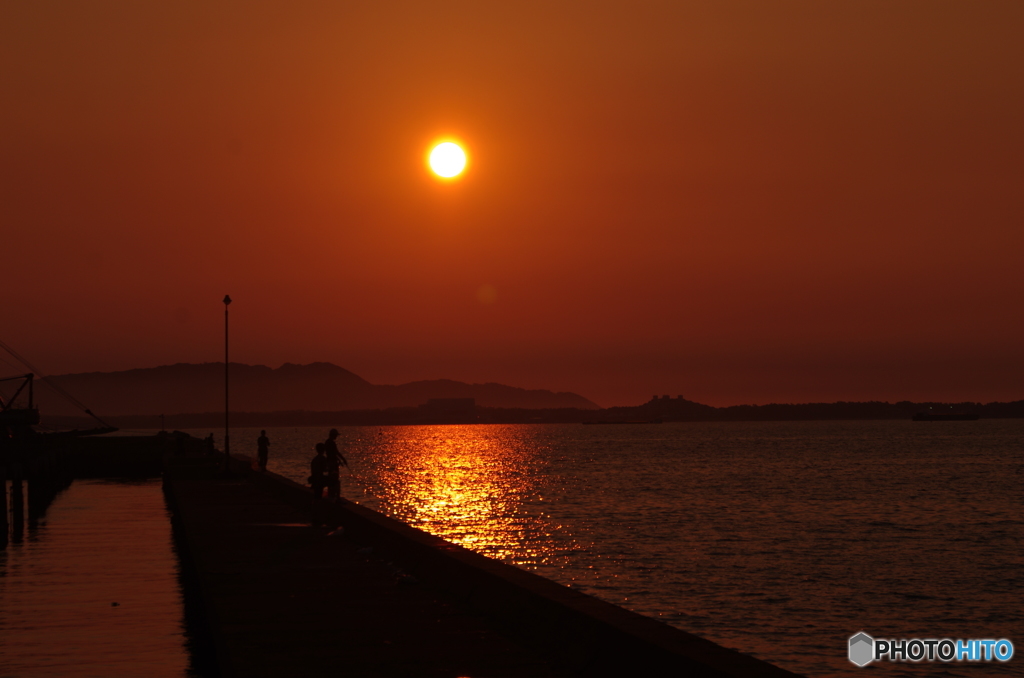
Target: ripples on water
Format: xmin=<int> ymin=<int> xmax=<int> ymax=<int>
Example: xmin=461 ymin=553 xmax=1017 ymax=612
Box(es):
xmin=0 ymin=480 xmax=192 ymax=677
xmin=187 ymin=420 xmax=1023 ymax=676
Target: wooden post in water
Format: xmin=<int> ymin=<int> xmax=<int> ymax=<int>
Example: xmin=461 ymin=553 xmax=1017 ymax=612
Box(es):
xmin=26 ymin=473 xmax=37 ymax=525
xmin=10 ymin=467 xmax=24 ymax=543
xmin=27 ymin=451 xmax=49 ymax=526
xmin=0 ymin=467 xmax=8 ymax=549
xmin=27 ymin=452 xmax=40 ymax=525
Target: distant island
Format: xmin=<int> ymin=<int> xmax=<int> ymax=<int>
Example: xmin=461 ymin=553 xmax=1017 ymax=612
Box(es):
xmin=34 ymin=362 xmax=599 ymax=419
xmin=28 ymin=364 xmax=1023 ymax=429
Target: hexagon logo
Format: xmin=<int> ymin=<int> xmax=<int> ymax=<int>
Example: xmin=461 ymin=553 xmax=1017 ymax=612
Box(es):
xmin=849 ymin=632 xmax=874 ymax=666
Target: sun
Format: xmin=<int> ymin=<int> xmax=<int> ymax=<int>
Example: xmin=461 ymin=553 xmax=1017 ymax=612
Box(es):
xmin=428 ymin=142 xmax=467 ymax=178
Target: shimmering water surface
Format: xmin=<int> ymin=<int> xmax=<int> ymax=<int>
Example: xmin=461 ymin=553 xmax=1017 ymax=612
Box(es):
xmin=0 ymin=480 xmax=192 ymax=677
xmin=183 ymin=420 xmax=1022 ymax=676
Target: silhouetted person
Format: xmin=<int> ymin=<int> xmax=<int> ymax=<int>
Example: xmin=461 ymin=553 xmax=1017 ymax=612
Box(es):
xmin=309 ymin=443 xmax=328 ymax=525
xmin=309 ymin=443 xmax=327 ymax=500
xmin=257 ymin=430 xmax=270 ymax=471
xmin=324 ymin=428 xmax=348 ymax=501
xmin=205 ymin=433 xmax=216 ymax=456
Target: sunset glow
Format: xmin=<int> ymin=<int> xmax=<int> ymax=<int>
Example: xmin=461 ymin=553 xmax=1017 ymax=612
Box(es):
xmin=428 ymin=142 xmax=467 ymax=178
xmin=4 ymin=2 xmax=1023 ymax=407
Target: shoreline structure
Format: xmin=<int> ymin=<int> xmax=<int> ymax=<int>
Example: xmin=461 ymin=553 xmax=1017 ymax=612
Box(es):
xmin=48 ymin=396 xmax=1022 ymax=430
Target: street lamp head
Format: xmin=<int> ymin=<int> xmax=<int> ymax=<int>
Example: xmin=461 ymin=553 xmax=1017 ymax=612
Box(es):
xmin=223 ymin=295 xmax=232 ymax=305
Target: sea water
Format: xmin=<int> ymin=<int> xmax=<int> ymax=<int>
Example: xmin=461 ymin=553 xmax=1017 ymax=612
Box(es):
xmin=0 ymin=480 xmax=194 ymax=677
xmin=181 ymin=420 xmax=1022 ymax=676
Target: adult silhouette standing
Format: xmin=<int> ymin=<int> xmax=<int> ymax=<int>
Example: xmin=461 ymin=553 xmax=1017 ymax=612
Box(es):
xmin=309 ymin=443 xmax=328 ymax=498
xmin=309 ymin=443 xmax=328 ymax=524
xmin=324 ymin=428 xmax=348 ymax=500
xmin=256 ymin=430 xmax=271 ymax=471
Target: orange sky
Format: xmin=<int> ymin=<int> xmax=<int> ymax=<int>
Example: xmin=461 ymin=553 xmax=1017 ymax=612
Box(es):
xmin=3 ymin=1 xmax=1023 ymax=407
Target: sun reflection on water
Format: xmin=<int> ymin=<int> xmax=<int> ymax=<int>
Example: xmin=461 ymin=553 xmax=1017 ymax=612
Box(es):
xmin=356 ymin=425 xmax=576 ymax=567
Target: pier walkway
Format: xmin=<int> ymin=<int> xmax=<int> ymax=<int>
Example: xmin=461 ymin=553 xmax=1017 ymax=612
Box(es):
xmin=165 ymin=451 xmax=802 ymax=678
xmin=165 ymin=457 xmax=567 ymax=678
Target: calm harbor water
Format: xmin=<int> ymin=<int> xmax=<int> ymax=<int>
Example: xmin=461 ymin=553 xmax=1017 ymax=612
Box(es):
xmin=0 ymin=479 xmax=193 ymax=677
xmin=185 ymin=419 xmax=1023 ymax=676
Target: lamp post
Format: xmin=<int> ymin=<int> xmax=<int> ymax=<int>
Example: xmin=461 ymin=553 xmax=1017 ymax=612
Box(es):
xmin=223 ymin=294 xmax=232 ymax=472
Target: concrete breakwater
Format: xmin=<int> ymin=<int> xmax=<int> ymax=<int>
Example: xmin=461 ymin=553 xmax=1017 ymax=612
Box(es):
xmin=166 ymin=447 xmax=802 ymax=677
xmin=5 ymin=432 xmax=803 ymax=676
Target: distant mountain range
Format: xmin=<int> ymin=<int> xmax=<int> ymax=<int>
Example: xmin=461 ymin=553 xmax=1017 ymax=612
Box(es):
xmin=32 ymin=362 xmax=599 ymax=417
